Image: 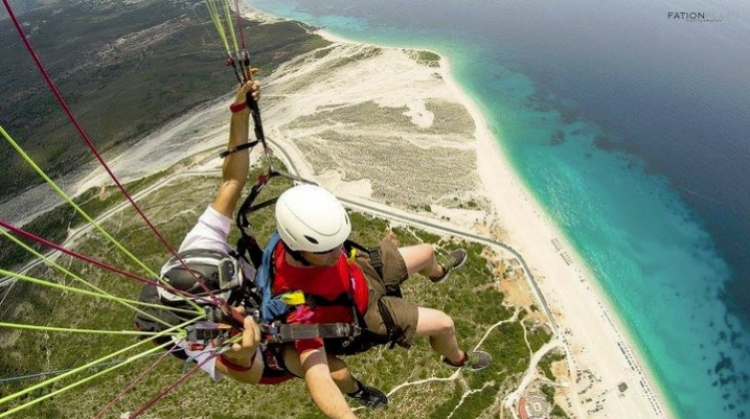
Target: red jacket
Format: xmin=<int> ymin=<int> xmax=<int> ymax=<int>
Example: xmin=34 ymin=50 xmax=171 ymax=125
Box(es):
xmin=273 ymin=243 xmax=369 ymax=354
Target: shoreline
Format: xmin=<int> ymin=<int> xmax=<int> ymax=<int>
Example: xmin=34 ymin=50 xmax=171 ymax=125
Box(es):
xmin=444 ymin=54 xmax=676 ymax=419
xmin=446 ymin=42 xmax=677 ymax=419
xmin=249 ymin=9 xmax=676 ymax=419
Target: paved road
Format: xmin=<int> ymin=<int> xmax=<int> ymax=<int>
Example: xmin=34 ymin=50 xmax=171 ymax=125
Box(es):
xmin=265 ymin=138 xmax=560 ymax=329
xmin=3 ymin=135 xmax=559 ymax=356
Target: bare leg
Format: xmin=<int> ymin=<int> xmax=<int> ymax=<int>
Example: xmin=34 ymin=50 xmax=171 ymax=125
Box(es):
xmin=398 ymin=244 xmax=443 ymax=278
xmin=327 ymin=354 xmax=359 ymax=394
xmin=414 ymin=306 xmax=464 ymax=364
xmin=282 ymin=345 xmax=358 ymax=393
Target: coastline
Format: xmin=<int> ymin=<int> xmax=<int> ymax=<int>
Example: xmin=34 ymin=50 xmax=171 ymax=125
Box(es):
xmin=441 ymin=56 xmax=677 ymax=418
xmin=251 ymin=12 xmax=676 ymax=419
xmin=441 ymin=55 xmax=676 ymax=419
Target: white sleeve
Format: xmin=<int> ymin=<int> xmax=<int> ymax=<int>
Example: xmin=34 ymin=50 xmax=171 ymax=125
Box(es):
xmin=178 ymin=205 xmax=256 ymax=280
xmin=173 ymin=206 xmax=258 ymax=381
xmin=174 ymin=206 xmax=231 ymax=381
xmin=179 ymin=205 xmax=234 ymax=255
xmin=177 ymin=341 xmax=223 ymax=382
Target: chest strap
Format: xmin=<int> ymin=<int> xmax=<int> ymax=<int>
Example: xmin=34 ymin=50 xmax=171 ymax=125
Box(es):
xmin=304 ymin=292 xmax=353 ymax=310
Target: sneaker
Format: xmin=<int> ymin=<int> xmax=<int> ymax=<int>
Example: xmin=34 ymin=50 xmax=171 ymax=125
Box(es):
xmin=442 ymin=350 xmax=492 ymax=371
xmin=431 ymin=249 xmax=468 ymax=284
xmin=347 ymin=380 xmax=388 ymax=408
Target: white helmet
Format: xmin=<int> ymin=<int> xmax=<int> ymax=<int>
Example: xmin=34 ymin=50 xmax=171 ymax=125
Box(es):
xmin=275 ymin=184 xmax=351 ymax=252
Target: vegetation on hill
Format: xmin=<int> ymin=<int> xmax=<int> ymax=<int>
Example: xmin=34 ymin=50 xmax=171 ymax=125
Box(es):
xmin=0 ymin=169 xmax=169 ymax=272
xmin=1 ymin=0 xmax=50 ymax=17
xmin=0 ymin=0 xmax=328 ymax=202
xmin=0 ymin=161 xmax=545 ymax=418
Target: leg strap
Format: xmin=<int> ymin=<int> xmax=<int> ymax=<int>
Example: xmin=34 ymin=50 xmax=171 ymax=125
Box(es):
xmin=377 ymin=299 xmax=407 ymax=349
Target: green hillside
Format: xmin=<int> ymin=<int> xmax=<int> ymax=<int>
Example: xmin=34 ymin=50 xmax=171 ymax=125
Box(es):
xmin=0 ymin=161 xmax=542 ymax=418
xmin=0 ymin=0 xmax=328 ymax=202
xmin=0 ymin=2 xmax=559 ymax=417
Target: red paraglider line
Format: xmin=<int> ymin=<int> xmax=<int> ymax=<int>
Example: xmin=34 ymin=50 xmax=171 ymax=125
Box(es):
xmin=1 ymin=0 xmax=222 ymax=304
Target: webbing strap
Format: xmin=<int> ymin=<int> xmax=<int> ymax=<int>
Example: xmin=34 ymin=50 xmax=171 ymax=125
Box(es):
xmin=263 ymin=322 xmax=360 ymax=343
xmin=368 ymin=248 xmax=384 ymax=280
xmin=184 ymin=321 xmax=360 ymax=346
xmin=232 ymin=234 xmax=263 ymax=272
xmin=345 ymin=240 xmax=384 ymax=279
xmin=219 ymin=140 xmax=259 ymax=158
xmin=305 ymin=292 xmax=353 ymax=309
xmin=377 ymin=299 xmax=406 ymax=349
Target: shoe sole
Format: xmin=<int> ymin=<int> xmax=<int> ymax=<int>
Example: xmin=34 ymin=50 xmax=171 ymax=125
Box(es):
xmin=432 ymin=250 xmax=467 ymax=284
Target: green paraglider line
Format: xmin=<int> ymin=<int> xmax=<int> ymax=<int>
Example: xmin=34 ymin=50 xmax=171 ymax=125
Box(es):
xmin=1 ymin=2 xmax=225 ymax=307
xmin=0 ymin=124 xmax=207 ymax=313
xmin=206 ymin=0 xmax=231 ymax=54
xmin=0 ymin=322 xmax=165 ymax=336
xmin=0 ymin=0 xmax=254 ymax=416
xmin=222 ymin=0 xmax=240 ymax=54
xmin=0 ymin=125 xmax=159 ymax=281
xmin=0 ymin=342 xmax=174 ymax=418
xmin=0 ymin=353 xmax=173 ymax=384
xmin=0 ymin=267 xmax=206 ymax=318
xmin=0 ymin=227 xmax=202 ymax=325
xmin=0 ymin=320 xmax=196 ymax=411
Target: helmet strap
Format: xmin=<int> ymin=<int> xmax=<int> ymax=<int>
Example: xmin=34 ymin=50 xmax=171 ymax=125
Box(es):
xmin=282 ymin=241 xmax=312 ymax=266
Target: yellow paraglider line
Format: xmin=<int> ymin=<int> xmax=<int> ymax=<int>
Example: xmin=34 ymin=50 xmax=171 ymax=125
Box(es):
xmin=0 ymin=320 xmax=196 ymax=411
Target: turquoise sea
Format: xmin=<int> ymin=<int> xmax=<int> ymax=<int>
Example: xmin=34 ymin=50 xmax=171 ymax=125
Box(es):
xmin=245 ymin=1 xmax=750 ymax=418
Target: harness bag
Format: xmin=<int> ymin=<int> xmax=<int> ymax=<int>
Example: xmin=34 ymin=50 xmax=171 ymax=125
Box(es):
xmin=136 ymin=231 xmax=402 ymax=360
xmin=134 ymin=283 xmax=194 ymax=360
xmin=134 ymin=249 xmax=257 ymax=360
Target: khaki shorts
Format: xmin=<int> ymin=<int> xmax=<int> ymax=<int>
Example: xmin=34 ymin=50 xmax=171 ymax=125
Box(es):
xmin=355 ymin=238 xmax=418 ymax=347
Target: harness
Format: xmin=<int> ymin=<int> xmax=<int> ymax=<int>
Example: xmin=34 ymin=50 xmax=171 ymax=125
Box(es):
xmin=252 ymin=231 xmax=405 ymax=355
xmin=134 ymin=247 xmax=361 ymax=367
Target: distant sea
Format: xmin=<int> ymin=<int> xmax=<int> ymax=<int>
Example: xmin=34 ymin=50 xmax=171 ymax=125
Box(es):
xmin=245 ymin=0 xmax=750 ymax=417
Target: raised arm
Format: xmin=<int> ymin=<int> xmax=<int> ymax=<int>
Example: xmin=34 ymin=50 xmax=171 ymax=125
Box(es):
xmin=212 ymin=78 xmax=260 ymax=218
